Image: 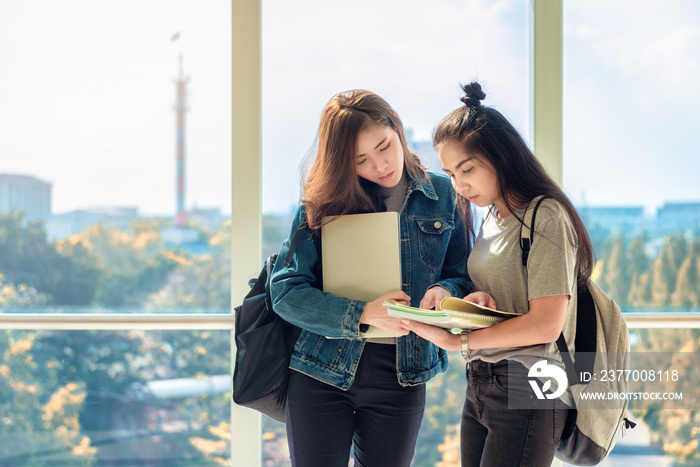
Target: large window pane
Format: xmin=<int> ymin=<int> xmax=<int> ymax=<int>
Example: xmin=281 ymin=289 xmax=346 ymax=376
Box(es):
xmin=0 ymin=0 xmax=232 ymax=312
xmin=564 ymin=1 xmax=700 ymax=464
xmin=1 ymin=329 xmax=231 ymax=465
xmin=262 ymin=0 xmax=529 ymax=220
xmin=261 ymin=1 xmax=528 ymax=464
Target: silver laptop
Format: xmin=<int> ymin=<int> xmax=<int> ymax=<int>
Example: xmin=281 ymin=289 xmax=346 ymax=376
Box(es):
xmin=321 ymin=212 xmax=402 ymax=338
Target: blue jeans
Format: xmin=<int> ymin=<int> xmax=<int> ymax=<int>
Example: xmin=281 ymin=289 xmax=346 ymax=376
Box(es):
xmin=461 ymin=360 xmax=570 ymax=467
xmin=285 ymin=343 xmax=426 ymax=467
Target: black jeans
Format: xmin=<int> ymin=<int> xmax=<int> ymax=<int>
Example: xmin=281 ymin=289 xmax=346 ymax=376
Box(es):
xmin=285 ymin=342 xmax=426 ymax=467
xmin=461 ymin=360 xmax=570 ymax=467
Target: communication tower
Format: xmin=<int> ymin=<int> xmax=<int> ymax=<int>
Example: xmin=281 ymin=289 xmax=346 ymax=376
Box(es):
xmin=174 ymin=54 xmax=189 ymax=227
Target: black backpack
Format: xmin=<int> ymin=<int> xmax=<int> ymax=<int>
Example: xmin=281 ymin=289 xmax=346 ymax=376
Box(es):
xmin=232 ymin=227 xmax=309 ymax=422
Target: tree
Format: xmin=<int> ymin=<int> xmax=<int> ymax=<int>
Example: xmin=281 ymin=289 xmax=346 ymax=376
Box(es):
xmin=30 ymin=330 xmax=150 ymax=433
xmin=0 ymin=212 xmax=101 ymax=306
xmin=650 ymin=236 xmax=681 ymax=305
xmin=0 ymin=331 xmax=95 ymax=465
xmin=73 ymin=223 xmax=179 ymax=307
xmin=147 ymin=222 xmax=231 ymax=309
xmin=262 ymin=214 xmax=292 ymax=260
xmin=0 ymin=273 xmax=49 ymax=308
xmin=671 ymin=239 xmax=700 ymax=306
xmin=597 ymin=236 xmax=631 ymax=304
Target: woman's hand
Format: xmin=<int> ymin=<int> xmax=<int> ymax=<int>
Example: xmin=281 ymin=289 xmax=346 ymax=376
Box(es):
xmin=464 ymin=291 xmax=497 ymax=310
xmin=419 ymin=286 xmax=450 ymax=311
xmin=361 ymin=291 xmax=411 ymax=335
xmin=399 ymin=319 xmax=461 ymax=351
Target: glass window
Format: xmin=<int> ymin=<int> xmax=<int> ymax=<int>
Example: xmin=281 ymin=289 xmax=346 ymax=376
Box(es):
xmin=262 ymin=0 xmax=529 ymax=220
xmin=563 ymin=1 xmax=700 ymax=309
xmin=564 ymin=2 xmax=700 ymax=464
xmin=261 ymin=1 xmax=528 ymax=464
xmin=0 ymin=0 xmax=232 ymax=312
xmin=0 ymin=329 xmax=231 ymax=464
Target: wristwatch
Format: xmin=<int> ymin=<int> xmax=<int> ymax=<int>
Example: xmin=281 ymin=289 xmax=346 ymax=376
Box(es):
xmin=460 ymin=331 xmax=472 ymax=361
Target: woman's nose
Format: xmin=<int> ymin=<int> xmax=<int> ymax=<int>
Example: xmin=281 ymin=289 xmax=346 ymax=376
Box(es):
xmin=453 ymin=178 xmax=467 ymax=192
xmin=373 ymin=156 xmax=387 ymax=171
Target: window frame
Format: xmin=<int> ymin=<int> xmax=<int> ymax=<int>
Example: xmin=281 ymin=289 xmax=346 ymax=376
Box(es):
xmin=2 ymin=1 xmax=699 ymax=466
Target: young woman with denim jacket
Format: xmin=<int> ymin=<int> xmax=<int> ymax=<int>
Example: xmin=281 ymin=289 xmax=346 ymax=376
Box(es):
xmin=399 ymin=82 xmax=595 ymax=467
xmin=269 ymin=89 xmax=471 ymax=467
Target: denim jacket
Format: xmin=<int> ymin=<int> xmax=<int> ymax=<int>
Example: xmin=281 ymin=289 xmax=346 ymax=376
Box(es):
xmin=270 ymin=173 xmax=471 ymax=390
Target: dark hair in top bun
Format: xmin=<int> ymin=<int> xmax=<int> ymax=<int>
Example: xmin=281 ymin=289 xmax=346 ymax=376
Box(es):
xmin=459 ymin=82 xmax=486 ymax=109
xmin=433 ymin=80 xmax=595 ymax=286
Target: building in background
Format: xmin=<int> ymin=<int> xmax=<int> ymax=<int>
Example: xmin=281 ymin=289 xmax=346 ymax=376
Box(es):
xmin=578 ymin=205 xmax=649 ymax=236
xmin=405 ymin=129 xmax=441 ymax=173
xmin=46 ymin=207 xmax=139 ymax=239
xmin=0 ymin=173 xmax=52 ymax=224
xmin=657 ymin=202 xmax=700 ymax=234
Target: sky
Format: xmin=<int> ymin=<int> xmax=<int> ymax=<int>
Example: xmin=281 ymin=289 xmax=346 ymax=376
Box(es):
xmin=261 ymin=0 xmax=700 ymax=215
xmin=261 ymin=0 xmax=530 ymax=214
xmin=562 ymin=0 xmax=700 ymax=214
xmin=0 ymin=0 xmax=232 ymax=216
xmin=1 ymin=0 xmax=699 ymax=217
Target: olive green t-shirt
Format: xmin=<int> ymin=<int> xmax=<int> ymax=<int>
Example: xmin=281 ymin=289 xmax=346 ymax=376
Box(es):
xmin=467 ymin=198 xmax=579 ymax=368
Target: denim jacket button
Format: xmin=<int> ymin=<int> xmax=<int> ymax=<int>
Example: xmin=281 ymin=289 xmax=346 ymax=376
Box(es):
xmin=434 ymin=221 xmax=442 ymax=229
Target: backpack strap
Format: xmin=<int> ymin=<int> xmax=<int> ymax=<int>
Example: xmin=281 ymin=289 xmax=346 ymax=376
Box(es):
xmin=284 ymin=225 xmax=310 ymax=267
xmin=520 ymin=195 xmax=548 ymax=267
xmin=556 ymin=333 xmax=579 ymax=385
xmin=519 ymin=195 xmax=580 ymax=384
xmin=279 ymin=223 xmax=323 ymax=290
xmin=262 ymin=225 xmax=311 ymax=299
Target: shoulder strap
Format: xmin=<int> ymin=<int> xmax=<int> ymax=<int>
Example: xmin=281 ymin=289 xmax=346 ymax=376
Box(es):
xmin=262 ymin=225 xmax=311 ymax=299
xmin=519 ymin=195 xmax=580 ymax=384
xmin=519 ymin=195 xmax=548 ymax=267
xmin=284 ymin=225 xmax=310 ymax=267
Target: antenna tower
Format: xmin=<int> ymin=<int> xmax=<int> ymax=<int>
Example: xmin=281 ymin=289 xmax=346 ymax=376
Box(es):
xmin=174 ymin=54 xmax=189 ymax=227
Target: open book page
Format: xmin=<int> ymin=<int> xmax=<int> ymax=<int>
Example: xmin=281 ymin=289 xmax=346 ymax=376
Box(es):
xmin=439 ymin=297 xmax=520 ymax=317
xmin=384 ymin=297 xmax=519 ymax=330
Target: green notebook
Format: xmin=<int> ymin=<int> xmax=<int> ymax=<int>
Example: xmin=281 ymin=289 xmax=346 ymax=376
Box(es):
xmin=384 ymin=296 xmax=519 ymax=330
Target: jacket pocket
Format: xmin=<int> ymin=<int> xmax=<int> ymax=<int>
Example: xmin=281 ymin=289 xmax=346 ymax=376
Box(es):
xmin=415 ymin=218 xmax=454 ymax=272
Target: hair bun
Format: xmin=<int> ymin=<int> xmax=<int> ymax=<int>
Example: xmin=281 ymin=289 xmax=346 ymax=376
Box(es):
xmin=459 ymin=82 xmax=486 ymax=109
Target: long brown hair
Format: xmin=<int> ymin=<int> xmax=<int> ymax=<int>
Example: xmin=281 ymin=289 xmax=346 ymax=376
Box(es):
xmin=433 ymin=82 xmax=595 ymax=285
xmin=301 ymin=90 xmax=426 ymax=232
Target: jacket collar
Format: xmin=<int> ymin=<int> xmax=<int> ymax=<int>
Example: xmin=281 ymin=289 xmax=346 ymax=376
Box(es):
xmin=407 ymin=174 xmax=438 ymax=201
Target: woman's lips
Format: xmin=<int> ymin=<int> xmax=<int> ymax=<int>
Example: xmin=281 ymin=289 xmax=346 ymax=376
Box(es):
xmin=379 ymin=171 xmax=394 ymax=181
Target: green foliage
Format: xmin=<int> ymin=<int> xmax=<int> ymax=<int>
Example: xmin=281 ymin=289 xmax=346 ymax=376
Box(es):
xmin=0 ymin=212 xmax=100 ymax=306
xmin=671 ymin=240 xmax=700 ymax=306
xmin=0 ymin=331 xmax=96 ymax=465
xmin=629 ymin=329 xmax=700 ymax=466
xmin=51 ymin=240 xmax=102 ymax=306
xmin=0 ymin=272 xmax=49 ymax=307
xmin=4 ymin=211 xmax=700 ymax=465
xmin=597 ymin=234 xmax=700 ymax=465
xmin=1 ymin=327 xmax=232 ymax=465
xmin=147 ymin=222 xmax=231 ymax=308
xmin=149 ymin=330 xmax=230 ymax=379
xmin=262 ymin=214 xmax=291 ymax=260
xmin=30 ymin=330 xmax=150 ymax=432
xmin=597 ymin=233 xmax=700 ymax=307
xmin=415 ymin=352 xmax=465 ymax=466
xmin=75 ymin=223 xmax=180 ymax=307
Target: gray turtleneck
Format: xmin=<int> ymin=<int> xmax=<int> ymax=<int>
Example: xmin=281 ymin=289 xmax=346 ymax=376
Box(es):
xmin=377 ymin=173 xmax=408 ymax=213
